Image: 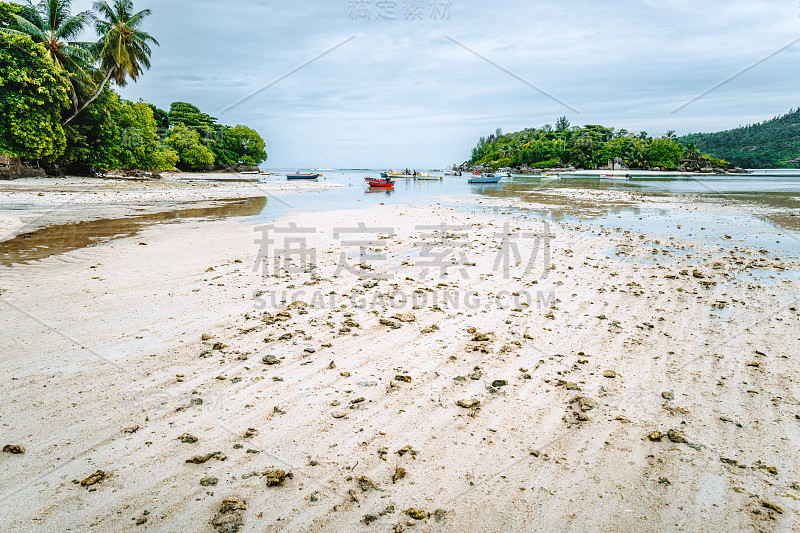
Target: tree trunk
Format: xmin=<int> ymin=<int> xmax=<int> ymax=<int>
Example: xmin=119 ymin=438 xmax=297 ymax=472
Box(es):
xmin=62 ymin=70 xmax=113 ymax=126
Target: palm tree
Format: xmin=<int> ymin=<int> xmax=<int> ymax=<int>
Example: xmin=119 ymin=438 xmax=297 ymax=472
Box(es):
xmin=63 ymin=0 xmax=158 ymax=125
xmin=1 ymin=0 xmax=95 ymax=109
xmin=683 ymin=142 xmax=700 ymax=161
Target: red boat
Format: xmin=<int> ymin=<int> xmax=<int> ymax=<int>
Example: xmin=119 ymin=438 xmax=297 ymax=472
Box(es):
xmin=365 ymin=177 xmax=394 ymax=188
xmin=473 ymin=170 xmax=482 ymax=175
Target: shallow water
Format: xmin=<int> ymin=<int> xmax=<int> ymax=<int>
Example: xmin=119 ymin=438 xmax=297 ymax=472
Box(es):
xmin=2 ymin=170 xmax=799 ymax=266
xmin=254 ymin=170 xmax=800 ymax=255
xmin=0 ymin=197 xmax=266 ymax=266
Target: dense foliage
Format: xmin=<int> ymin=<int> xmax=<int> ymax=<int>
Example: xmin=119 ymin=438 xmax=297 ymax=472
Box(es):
xmin=679 ymin=108 xmax=800 ymax=169
xmin=62 ymin=84 xmax=177 ymax=170
xmin=164 ymin=124 xmax=215 ymax=170
xmin=0 ymin=33 xmax=70 ymax=160
xmin=470 ymin=118 xmax=725 ymax=170
xmin=0 ymin=0 xmax=268 ymax=173
xmin=166 ymin=102 xmax=268 ymax=169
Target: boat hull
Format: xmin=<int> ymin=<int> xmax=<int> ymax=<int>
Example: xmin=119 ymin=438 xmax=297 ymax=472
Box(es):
xmin=287 ymin=173 xmax=320 ymax=180
xmin=365 ymin=178 xmax=395 ymax=188
xmin=468 ymin=176 xmax=502 ymax=184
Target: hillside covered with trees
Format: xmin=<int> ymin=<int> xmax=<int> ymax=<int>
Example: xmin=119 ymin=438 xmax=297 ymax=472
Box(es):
xmin=0 ymin=0 xmax=267 ymax=175
xmin=678 ymin=108 xmax=800 ymax=169
xmin=469 ymin=117 xmax=729 ymax=172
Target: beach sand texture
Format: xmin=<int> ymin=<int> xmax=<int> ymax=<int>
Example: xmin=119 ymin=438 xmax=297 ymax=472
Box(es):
xmin=1 ymin=178 xmax=798 ymax=532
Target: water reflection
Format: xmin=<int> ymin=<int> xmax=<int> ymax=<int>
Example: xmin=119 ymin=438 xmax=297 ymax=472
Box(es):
xmin=0 ymin=197 xmax=267 ymax=266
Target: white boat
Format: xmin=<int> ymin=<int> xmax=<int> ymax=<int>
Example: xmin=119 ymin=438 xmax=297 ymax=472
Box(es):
xmin=495 ymin=171 xmax=512 ymax=178
xmin=416 ymin=173 xmax=442 ymax=180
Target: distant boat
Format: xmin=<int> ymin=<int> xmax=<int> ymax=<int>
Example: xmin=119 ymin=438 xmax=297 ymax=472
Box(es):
xmin=388 ymin=171 xmax=415 ymax=178
xmin=287 ymin=173 xmax=319 ymax=180
xmin=444 ymin=170 xmax=456 ymax=175
xmin=240 ymin=171 xmax=259 ymax=175
xmin=380 ymin=172 xmax=389 ymax=178
xmin=495 ymin=171 xmax=512 ymax=178
xmin=365 ymin=177 xmax=395 ymax=188
xmin=416 ymin=173 xmax=442 ymax=180
xmin=472 ymin=171 xmax=483 ymax=175
xmin=468 ymin=174 xmax=502 ymax=184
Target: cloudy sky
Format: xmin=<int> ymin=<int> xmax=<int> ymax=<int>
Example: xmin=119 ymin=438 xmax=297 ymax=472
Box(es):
xmin=67 ymin=0 xmax=800 ymax=168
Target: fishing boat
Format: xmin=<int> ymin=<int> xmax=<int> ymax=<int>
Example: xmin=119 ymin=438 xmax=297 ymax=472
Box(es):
xmin=287 ymin=173 xmax=320 ymax=180
xmin=365 ymin=177 xmax=395 ymax=188
xmin=468 ymin=174 xmax=502 ymax=184
xmin=444 ymin=170 xmax=456 ymax=175
xmin=380 ymin=172 xmax=389 ymax=178
xmin=416 ymin=173 xmax=442 ymax=180
xmin=240 ymin=171 xmax=259 ymax=175
xmin=388 ymin=171 xmax=415 ymax=178
xmin=472 ymin=171 xmax=483 ymax=175
xmin=495 ymin=171 xmax=512 ymax=178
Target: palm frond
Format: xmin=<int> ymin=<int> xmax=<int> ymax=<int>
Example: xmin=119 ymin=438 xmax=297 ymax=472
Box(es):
xmin=55 ymin=10 xmax=94 ymax=41
xmin=10 ymin=13 xmax=48 ymax=41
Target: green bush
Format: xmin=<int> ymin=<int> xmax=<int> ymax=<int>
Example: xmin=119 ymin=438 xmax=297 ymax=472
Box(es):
xmin=0 ymin=33 xmax=70 ymax=160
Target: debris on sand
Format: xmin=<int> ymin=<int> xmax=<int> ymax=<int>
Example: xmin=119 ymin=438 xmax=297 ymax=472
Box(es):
xmin=667 ymin=429 xmax=688 ymax=443
xmin=261 ymin=354 xmax=280 ymax=365
xmin=602 ymin=370 xmax=618 ymax=378
xmin=396 ymin=445 xmax=418 ymax=458
xmin=200 ymin=476 xmax=218 ymax=486
xmin=761 ymin=500 xmax=783 ymax=514
xmin=569 ymin=396 xmax=597 ymax=411
xmin=2 ymin=444 xmax=25 ymax=454
xmin=661 ymin=391 xmax=674 ymax=401
xmin=357 ymin=476 xmax=379 ymax=491
xmin=392 ymin=313 xmax=416 ymax=323
xmin=186 ymin=452 xmax=226 ymax=464
xmin=648 ymin=431 xmax=663 ymax=442
xmin=265 ymin=469 xmax=292 ymax=487
xmin=178 ymin=433 xmax=198 ymax=444
xmin=457 ymin=399 xmax=480 ymax=409
xmin=81 ymin=470 xmax=107 ymax=487
xmin=405 ymin=508 xmax=427 ymax=520
xmin=395 ymin=374 xmax=412 ymax=383
xmin=392 ymin=467 xmax=407 ymax=484
xmin=212 ymin=497 xmax=246 ymax=533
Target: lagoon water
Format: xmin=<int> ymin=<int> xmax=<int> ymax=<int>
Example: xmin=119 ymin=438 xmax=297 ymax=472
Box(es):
xmin=2 ymin=170 xmax=797 ymax=266
xmin=257 ymin=169 xmax=800 ymax=256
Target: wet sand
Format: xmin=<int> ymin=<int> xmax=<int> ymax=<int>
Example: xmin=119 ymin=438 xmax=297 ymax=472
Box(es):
xmin=1 ymin=179 xmax=799 ymax=532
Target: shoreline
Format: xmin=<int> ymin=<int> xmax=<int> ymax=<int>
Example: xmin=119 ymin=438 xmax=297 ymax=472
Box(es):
xmin=1 ymin=185 xmax=798 ymax=531
xmin=0 ymin=173 xmax=341 ymax=243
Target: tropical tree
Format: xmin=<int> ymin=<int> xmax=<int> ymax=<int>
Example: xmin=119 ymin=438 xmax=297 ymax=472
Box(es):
xmin=1 ymin=0 xmax=95 ymax=109
xmin=0 ymin=32 xmax=71 ymax=159
xmin=63 ymin=0 xmax=158 ymax=125
xmin=164 ymin=124 xmax=215 ymax=170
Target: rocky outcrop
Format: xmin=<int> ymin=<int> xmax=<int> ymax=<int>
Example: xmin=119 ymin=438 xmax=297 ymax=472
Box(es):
xmin=0 ymin=155 xmax=46 ymax=179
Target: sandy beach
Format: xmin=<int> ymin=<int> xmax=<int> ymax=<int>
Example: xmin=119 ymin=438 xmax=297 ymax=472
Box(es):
xmin=1 ymin=177 xmax=799 ymax=532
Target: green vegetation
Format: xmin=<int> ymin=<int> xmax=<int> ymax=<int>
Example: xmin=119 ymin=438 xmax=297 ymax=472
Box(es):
xmin=0 ymin=33 xmax=70 ymax=160
xmin=470 ymin=117 xmax=726 ymax=171
xmin=0 ymin=0 xmax=267 ymax=174
xmin=679 ymin=108 xmax=800 ymax=169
